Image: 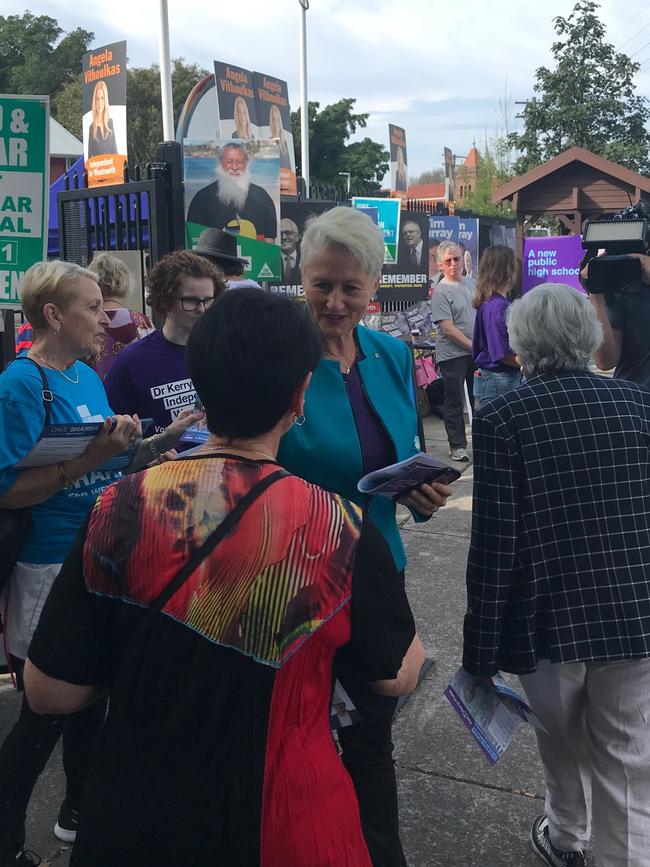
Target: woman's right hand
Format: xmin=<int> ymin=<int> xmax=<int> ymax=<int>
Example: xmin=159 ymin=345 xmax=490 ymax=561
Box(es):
xmin=83 ymin=415 xmax=140 ymax=467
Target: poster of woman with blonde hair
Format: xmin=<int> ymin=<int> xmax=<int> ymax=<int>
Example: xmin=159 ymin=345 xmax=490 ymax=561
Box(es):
xmin=82 ymin=40 xmax=128 ymax=187
xmin=233 ymin=95 xmax=254 ymax=140
xmin=87 ymin=81 xmax=117 ymax=157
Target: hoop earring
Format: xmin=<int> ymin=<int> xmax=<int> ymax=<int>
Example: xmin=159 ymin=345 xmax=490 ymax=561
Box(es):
xmin=293 ymin=413 xmax=306 ymax=426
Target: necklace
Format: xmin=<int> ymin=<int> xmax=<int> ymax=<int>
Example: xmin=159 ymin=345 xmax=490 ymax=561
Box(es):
xmin=211 ymin=444 xmax=277 ymax=462
xmin=326 ymin=342 xmax=359 ymax=375
xmin=30 ymin=351 xmax=80 ymax=384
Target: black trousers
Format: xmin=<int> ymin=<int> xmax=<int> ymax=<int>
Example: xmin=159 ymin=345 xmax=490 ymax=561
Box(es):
xmin=0 ymin=656 xmax=106 ymax=858
xmin=438 ymin=355 xmax=475 ymax=449
xmin=334 ymin=566 xmax=408 ymax=867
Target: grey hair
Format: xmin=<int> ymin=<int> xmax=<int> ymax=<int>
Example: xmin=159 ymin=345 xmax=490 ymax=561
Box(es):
xmin=507 ymin=283 xmax=603 ymax=376
xmin=218 ymin=141 xmax=248 ymax=162
xmin=89 ymin=252 xmax=131 ymax=300
xmin=436 ymin=240 xmax=461 ymax=264
xmin=300 ymin=207 xmax=385 ymax=279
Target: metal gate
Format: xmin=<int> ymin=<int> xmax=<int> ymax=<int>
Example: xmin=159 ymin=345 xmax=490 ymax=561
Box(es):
xmin=57 ymin=141 xmax=185 ymax=290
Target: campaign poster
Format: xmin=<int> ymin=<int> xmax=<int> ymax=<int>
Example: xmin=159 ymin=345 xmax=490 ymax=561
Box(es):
xmin=444 ymin=146 xmax=456 ymax=202
xmin=184 ymin=137 xmax=281 ymax=281
xmin=458 ymin=218 xmax=479 ymax=280
xmin=522 ymin=235 xmax=584 ymax=294
xmin=82 ymin=40 xmax=127 ymax=187
xmin=490 ymin=224 xmax=516 ymax=250
xmin=268 ymin=201 xmax=335 ymax=297
xmin=388 ymin=124 xmax=408 ymax=193
xmin=253 ymin=72 xmax=296 ymax=196
xmin=213 ymin=62 xmax=259 ymax=142
xmin=352 ymin=197 xmax=401 ymax=265
xmin=380 ymin=211 xmax=429 ymax=302
xmin=0 ymin=94 xmax=49 ymax=308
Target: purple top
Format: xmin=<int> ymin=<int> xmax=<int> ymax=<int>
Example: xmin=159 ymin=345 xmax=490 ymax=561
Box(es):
xmin=104 ymin=329 xmax=195 ymax=434
xmin=472 ymin=294 xmax=514 ymax=370
xmin=342 ymin=359 xmax=395 ymax=476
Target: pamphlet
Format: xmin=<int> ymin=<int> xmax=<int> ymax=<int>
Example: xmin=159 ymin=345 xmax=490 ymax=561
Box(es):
xmin=444 ymin=667 xmax=548 ymax=765
xmin=329 ymin=680 xmax=361 ymax=731
xmin=180 ymin=398 xmax=210 ymax=445
xmin=15 ymin=419 xmax=153 ymax=473
xmin=357 ymin=453 xmax=461 ymax=499
xmin=179 ymin=419 xmax=210 ymax=445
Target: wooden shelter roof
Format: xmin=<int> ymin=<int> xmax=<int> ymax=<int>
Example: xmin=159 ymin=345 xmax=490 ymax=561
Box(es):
xmin=493 ymin=147 xmax=650 ymax=215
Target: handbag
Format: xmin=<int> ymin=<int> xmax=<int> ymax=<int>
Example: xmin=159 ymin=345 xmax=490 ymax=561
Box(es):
xmin=0 ymin=358 xmax=53 ymax=592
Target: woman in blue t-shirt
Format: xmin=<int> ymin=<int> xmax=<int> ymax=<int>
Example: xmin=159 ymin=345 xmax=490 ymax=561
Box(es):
xmin=0 ymin=260 xmax=199 ymax=866
xmin=472 ymin=245 xmax=522 ymax=405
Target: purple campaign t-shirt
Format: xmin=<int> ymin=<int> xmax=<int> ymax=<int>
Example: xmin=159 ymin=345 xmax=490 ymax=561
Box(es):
xmin=472 ymin=294 xmax=513 ymax=370
xmin=104 ymin=329 xmax=195 ymax=434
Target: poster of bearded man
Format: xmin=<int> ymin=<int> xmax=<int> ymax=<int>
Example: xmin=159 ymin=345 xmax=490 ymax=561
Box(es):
xmin=184 ymin=138 xmax=281 ymax=281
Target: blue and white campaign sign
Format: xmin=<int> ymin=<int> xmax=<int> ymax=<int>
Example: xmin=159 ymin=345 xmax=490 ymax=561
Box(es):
xmin=352 ymin=197 xmax=401 ymax=264
xmin=429 ymin=215 xmax=459 ymax=244
xmin=458 ymin=218 xmax=479 ymax=280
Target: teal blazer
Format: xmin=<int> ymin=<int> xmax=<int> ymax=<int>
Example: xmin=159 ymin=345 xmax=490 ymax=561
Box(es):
xmin=278 ymin=325 xmax=421 ymax=571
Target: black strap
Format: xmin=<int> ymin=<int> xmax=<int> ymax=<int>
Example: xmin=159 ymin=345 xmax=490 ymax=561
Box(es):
xmin=147 ymin=468 xmax=289 ymax=618
xmin=10 ymin=356 xmax=53 ymax=431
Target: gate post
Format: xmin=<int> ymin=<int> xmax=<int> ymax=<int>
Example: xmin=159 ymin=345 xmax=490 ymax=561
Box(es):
xmin=156 ymin=141 xmax=185 ymax=252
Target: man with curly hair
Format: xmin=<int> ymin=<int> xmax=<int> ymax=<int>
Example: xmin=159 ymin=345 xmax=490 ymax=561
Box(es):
xmin=104 ymin=251 xmax=225 ymax=433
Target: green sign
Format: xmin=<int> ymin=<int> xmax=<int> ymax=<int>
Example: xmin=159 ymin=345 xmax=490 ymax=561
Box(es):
xmin=186 ymin=221 xmax=281 ymax=282
xmin=0 ymin=94 xmax=49 ymax=309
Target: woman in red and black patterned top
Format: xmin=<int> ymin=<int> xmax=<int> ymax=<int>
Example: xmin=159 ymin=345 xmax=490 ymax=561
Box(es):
xmin=24 ymin=288 xmax=424 ymax=867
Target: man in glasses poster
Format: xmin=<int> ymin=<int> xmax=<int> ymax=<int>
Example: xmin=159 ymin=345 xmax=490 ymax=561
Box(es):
xmin=184 ymin=139 xmax=281 ymax=281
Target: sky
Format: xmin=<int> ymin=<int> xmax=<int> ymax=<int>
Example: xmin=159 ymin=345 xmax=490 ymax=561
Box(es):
xmin=22 ymin=0 xmax=650 ymax=182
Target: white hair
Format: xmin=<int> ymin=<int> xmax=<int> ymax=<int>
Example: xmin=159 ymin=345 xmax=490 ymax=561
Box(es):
xmin=436 ymin=240 xmax=460 ymax=264
xmin=507 ymin=283 xmax=603 ymax=376
xmin=300 ymin=207 xmax=385 ymax=279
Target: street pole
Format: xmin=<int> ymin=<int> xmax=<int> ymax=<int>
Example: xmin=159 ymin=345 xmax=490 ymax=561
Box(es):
xmin=158 ymin=0 xmax=175 ymax=141
xmin=298 ymin=0 xmax=310 ymax=194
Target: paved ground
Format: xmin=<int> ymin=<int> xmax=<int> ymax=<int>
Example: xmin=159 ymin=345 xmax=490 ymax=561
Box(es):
xmin=0 ymin=412 xmax=589 ymax=866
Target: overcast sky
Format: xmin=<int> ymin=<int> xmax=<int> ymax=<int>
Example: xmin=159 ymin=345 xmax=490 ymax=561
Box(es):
xmin=32 ymin=0 xmax=650 ymax=180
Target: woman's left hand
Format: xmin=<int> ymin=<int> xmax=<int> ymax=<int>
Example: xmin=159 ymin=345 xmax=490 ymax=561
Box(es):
xmin=397 ymin=481 xmax=453 ymax=518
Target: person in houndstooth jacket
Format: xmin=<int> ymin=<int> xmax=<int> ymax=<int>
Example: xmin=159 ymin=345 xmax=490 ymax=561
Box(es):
xmin=463 ymin=282 xmax=650 ymax=867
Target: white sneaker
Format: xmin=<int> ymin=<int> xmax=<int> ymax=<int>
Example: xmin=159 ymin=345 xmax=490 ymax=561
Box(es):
xmin=449 ymin=447 xmax=470 ymax=462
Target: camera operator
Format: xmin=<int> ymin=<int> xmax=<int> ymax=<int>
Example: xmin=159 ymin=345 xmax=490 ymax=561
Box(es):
xmin=582 ymin=251 xmax=650 ymax=389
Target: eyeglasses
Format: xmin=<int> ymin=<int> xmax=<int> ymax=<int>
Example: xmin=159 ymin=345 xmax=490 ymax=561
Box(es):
xmin=174 ymin=296 xmax=214 ymax=311
xmin=443 ymin=257 xmax=462 ymax=264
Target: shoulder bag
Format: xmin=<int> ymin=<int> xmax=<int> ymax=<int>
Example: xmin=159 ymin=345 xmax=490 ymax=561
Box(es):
xmin=0 ymin=358 xmax=53 ymax=591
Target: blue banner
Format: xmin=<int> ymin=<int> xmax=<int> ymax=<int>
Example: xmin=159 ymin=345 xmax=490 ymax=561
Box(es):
xmin=352 ymin=197 xmax=401 ymax=264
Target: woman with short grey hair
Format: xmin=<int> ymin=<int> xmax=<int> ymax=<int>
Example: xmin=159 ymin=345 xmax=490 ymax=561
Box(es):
xmin=464 ymin=280 xmax=650 ymax=867
xmin=507 ymin=282 xmax=603 ymax=378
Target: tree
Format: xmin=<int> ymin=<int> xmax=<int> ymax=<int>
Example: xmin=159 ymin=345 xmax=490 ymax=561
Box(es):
xmin=409 ymin=169 xmax=445 ymax=186
xmin=53 ymin=77 xmax=83 ymax=140
xmin=457 ymin=142 xmax=514 ymax=218
xmin=0 ymin=12 xmax=92 ymax=97
xmin=292 ymin=98 xmax=389 ymax=189
xmin=509 ymin=1 xmax=650 ymax=175
xmin=127 ymin=59 xmax=209 ymax=166
xmin=54 ymin=59 xmax=209 ymax=165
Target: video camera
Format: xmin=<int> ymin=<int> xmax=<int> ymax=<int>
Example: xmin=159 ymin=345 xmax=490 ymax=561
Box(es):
xmin=581 ymin=202 xmax=650 ymax=294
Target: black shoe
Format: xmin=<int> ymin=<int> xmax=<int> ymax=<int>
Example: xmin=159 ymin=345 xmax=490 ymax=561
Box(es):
xmin=531 ymin=815 xmax=585 ymax=866
xmin=53 ymin=799 xmax=79 ymax=843
xmin=0 ymin=851 xmax=41 ymax=866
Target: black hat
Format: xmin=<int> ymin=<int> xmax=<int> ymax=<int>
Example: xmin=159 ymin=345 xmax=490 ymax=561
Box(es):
xmin=193 ymin=228 xmax=247 ymax=266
